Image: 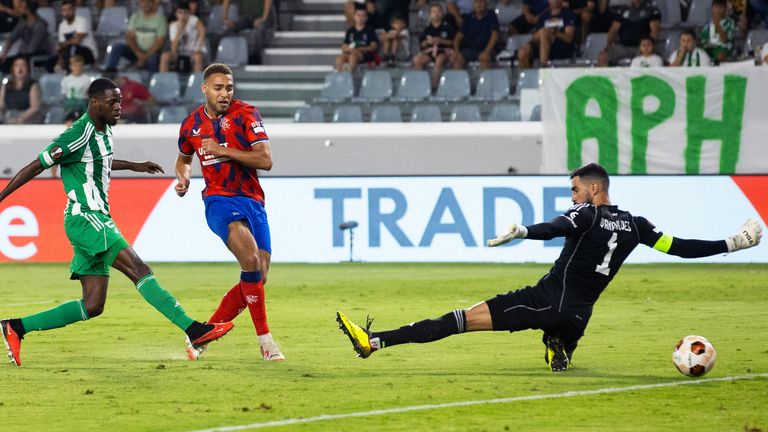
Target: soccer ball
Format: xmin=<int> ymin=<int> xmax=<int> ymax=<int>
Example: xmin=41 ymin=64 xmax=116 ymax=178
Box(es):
xmin=672 ymin=335 xmax=717 ymax=377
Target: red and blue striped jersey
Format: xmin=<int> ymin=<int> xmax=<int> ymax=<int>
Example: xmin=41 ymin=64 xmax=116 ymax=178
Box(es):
xmin=178 ymin=100 xmax=269 ymax=203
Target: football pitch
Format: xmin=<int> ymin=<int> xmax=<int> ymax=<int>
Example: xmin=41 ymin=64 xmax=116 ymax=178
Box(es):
xmin=1 ymin=262 xmax=767 ymax=432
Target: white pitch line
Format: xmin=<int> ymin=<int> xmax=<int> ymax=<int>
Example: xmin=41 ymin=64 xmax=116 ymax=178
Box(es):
xmin=190 ymin=373 xmax=768 ymax=432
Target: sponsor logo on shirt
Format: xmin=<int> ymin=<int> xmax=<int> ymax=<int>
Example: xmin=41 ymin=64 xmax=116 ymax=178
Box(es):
xmin=192 ymin=128 xmax=201 ymax=136
xmin=251 ymin=120 xmax=265 ymax=135
xmin=50 ymin=146 xmax=63 ymax=159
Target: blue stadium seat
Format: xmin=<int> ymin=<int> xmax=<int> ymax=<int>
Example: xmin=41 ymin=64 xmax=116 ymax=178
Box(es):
xmin=489 ymin=103 xmax=521 ymax=121
xmin=44 ymin=106 xmax=66 ymax=124
xmin=39 ymin=73 xmax=63 ymax=105
xmin=471 ymin=69 xmax=510 ymax=102
xmin=96 ymin=7 xmax=129 ymax=38
xmin=157 ymin=106 xmax=189 ymax=124
xmin=449 ymin=104 xmax=481 ymax=122
xmin=355 ymin=70 xmax=392 ymax=102
xmin=745 ymin=29 xmax=768 ymax=55
xmin=180 ymin=72 xmax=205 ymax=104
xmin=216 ymin=36 xmax=249 ymax=67
xmin=294 ymin=106 xmax=325 ymax=123
xmin=332 ymin=105 xmax=363 ymax=122
xmin=208 ymin=4 xmax=239 ymax=34
xmin=314 ymin=71 xmax=355 ymax=103
xmin=685 ymin=0 xmax=712 ymax=26
xmin=148 ymin=72 xmax=181 ymax=104
xmin=659 ymin=0 xmax=682 ymax=28
xmin=410 ymin=105 xmax=442 ymax=122
xmin=370 ymin=105 xmax=402 ymax=122
xmin=37 ymin=7 xmax=56 ymax=35
xmin=576 ymin=32 xmax=607 ymax=65
xmin=433 ymin=70 xmax=471 ymax=102
xmin=529 ymin=104 xmax=542 ymax=121
xmin=393 ymin=70 xmax=431 ymax=102
xmin=518 ymin=69 xmax=540 ymax=91
xmin=664 ymin=30 xmax=682 ymax=60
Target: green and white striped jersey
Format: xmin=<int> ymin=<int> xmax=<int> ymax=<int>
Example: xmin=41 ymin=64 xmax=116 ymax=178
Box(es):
xmin=38 ymin=113 xmax=114 ymax=217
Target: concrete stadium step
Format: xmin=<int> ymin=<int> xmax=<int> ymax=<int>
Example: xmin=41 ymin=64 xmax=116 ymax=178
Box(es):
xmin=262 ymin=47 xmax=338 ymax=66
xmin=236 ymin=81 xmax=324 ymax=101
xmin=291 ymin=14 xmax=347 ymax=31
xmin=271 ymin=31 xmax=344 ymax=48
xmin=281 ymin=0 xmax=345 ymax=13
xmin=235 ymin=65 xmax=334 ymax=82
xmin=248 ymin=99 xmax=306 ymax=119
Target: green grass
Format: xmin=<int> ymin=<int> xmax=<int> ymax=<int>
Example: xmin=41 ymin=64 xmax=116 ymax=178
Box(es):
xmin=1 ymin=263 xmax=767 ymax=432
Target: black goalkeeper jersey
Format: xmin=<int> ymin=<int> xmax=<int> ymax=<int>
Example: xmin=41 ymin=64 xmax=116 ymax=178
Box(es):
xmin=526 ymin=204 xmax=663 ymax=326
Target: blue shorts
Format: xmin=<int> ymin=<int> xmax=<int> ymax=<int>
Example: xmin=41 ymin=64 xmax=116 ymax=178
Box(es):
xmin=204 ymin=195 xmax=272 ymax=254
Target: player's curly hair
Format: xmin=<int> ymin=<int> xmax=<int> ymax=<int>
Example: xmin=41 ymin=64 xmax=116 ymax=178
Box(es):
xmin=87 ymin=78 xmax=119 ymax=98
xmin=204 ymin=63 xmax=233 ymax=81
xmin=571 ymin=163 xmax=610 ymax=190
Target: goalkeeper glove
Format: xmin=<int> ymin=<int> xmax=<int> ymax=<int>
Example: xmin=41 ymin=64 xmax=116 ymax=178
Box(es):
xmin=487 ymin=223 xmax=528 ymax=247
xmin=725 ymin=218 xmax=763 ymax=252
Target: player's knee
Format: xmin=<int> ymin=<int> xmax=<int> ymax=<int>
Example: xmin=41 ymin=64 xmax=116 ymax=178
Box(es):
xmin=241 ymin=253 xmax=261 ymax=272
xmin=84 ymin=300 xmax=105 ymax=318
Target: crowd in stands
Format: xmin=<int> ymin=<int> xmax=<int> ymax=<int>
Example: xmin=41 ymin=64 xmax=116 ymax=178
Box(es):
xmin=0 ymin=0 xmax=767 ymax=124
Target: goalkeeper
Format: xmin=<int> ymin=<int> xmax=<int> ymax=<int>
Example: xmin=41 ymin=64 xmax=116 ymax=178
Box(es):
xmin=337 ymin=163 xmax=762 ymax=372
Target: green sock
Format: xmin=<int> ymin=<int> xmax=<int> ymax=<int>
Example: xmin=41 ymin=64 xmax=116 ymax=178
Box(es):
xmin=20 ymin=299 xmax=90 ymax=333
xmin=136 ymin=274 xmax=195 ymax=331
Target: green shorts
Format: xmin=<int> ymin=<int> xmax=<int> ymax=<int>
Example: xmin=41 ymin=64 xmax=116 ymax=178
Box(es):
xmin=64 ymin=212 xmax=130 ymax=279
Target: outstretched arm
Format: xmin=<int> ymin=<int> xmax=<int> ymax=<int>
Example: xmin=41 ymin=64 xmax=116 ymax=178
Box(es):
xmin=0 ymin=159 xmax=45 ymax=203
xmin=487 ymin=218 xmax=575 ymax=246
xmin=653 ymin=219 xmax=762 ymax=258
xmin=112 ymin=160 xmax=164 ymax=173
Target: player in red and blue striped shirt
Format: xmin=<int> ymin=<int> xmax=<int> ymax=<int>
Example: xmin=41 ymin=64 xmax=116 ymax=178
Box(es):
xmin=175 ymin=63 xmax=284 ymax=361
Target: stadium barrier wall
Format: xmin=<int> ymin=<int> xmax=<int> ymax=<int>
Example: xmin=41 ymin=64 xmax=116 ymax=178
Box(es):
xmin=0 ymin=123 xmax=544 ymax=178
xmin=1 ymin=176 xmax=766 ymax=263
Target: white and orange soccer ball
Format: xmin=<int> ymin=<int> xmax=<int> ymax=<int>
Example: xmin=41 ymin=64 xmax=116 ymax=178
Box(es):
xmin=672 ymin=335 xmax=717 ymax=377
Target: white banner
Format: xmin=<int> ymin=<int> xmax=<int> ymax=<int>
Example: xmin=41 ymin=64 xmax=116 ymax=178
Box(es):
xmin=541 ymin=66 xmax=768 ymax=174
xmin=131 ymin=176 xmax=767 ymax=263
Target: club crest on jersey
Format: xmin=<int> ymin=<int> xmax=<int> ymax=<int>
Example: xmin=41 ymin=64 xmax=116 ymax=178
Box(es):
xmin=50 ymin=146 xmax=63 ymax=159
xmin=219 ymin=117 xmax=231 ymax=131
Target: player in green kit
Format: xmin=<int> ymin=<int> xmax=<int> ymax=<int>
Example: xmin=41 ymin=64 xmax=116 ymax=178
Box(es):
xmin=0 ymin=78 xmax=234 ymax=366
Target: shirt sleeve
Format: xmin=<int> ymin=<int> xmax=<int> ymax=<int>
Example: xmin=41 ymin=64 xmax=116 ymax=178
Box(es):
xmin=243 ymin=108 xmax=270 ymax=146
xmin=525 ymin=204 xmax=596 ymax=240
xmin=177 ymin=118 xmax=194 ymax=155
xmin=75 ymin=16 xmax=88 ymax=34
xmin=38 ymin=123 xmax=89 ymax=168
xmin=633 ymin=216 xmax=664 ymax=247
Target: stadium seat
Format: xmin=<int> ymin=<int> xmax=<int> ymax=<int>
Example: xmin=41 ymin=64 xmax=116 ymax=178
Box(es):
xmin=664 ymin=30 xmax=682 ymax=60
xmin=518 ymin=68 xmax=541 ymax=91
xmin=96 ymin=7 xmax=129 ymax=38
xmin=157 ymin=106 xmax=189 ymax=124
xmin=37 ymin=7 xmax=56 ymax=35
xmin=294 ymin=105 xmax=325 ymax=122
xmin=659 ymin=0 xmax=682 ymax=28
xmin=44 ymin=106 xmax=66 ymax=124
xmin=471 ymin=69 xmax=510 ymax=102
xmin=410 ymin=105 xmax=442 ymax=122
xmin=744 ymin=29 xmax=768 ymax=55
xmin=576 ymin=32 xmax=608 ymax=65
xmin=433 ymin=70 xmax=471 ymax=102
xmin=332 ymin=105 xmax=363 ymax=122
xmin=392 ymin=70 xmax=431 ymax=102
xmin=208 ymin=4 xmax=239 ymax=34
xmin=148 ymin=72 xmax=181 ymax=104
xmin=489 ymin=103 xmax=521 ymax=121
xmin=314 ymin=71 xmax=355 ymax=103
xmin=121 ymin=70 xmax=145 ymax=84
xmin=39 ymin=73 xmax=63 ymax=105
xmin=370 ymin=105 xmax=402 ymax=122
xmin=355 ymin=70 xmax=392 ymax=102
xmin=216 ymin=36 xmax=249 ymax=67
xmin=180 ymin=72 xmax=205 ymax=104
xmin=685 ymin=0 xmax=712 ymax=26
xmin=529 ymin=104 xmax=542 ymax=121
xmin=449 ymin=104 xmax=481 ymax=122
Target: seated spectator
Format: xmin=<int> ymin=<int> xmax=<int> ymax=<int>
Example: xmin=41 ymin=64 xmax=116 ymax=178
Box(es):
xmin=335 ymin=8 xmax=379 ymax=72
xmin=0 ymin=0 xmax=22 ymax=34
xmin=160 ymin=0 xmax=206 ymax=73
xmin=517 ymin=0 xmax=576 ymax=68
xmin=380 ymin=12 xmax=410 ymax=66
xmin=599 ymin=0 xmax=660 ymax=65
xmin=564 ymin=0 xmax=591 ymax=45
xmin=451 ymin=0 xmax=500 ymax=69
xmin=629 ymin=35 xmax=662 ymax=67
xmin=104 ymin=71 xmax=155 ymax=123
xmin=509 ymin=0 xmax=549 ymax=34
xmin=222 ymin=0 xmax=274 ymax=64
xmin=587 ymin=0 xmax=612 ymax=34
xmin=700 ymin=0 xmax=735 ymax=64
xmin=730 ymin=0 xmax=748 ymax=38
xmin=61 ymin=54 xmax=89 ymax=114
xmin=668 ymin=28 xmax=711 ymax=66
xmin=53 ymin=0 xmax=97 ymax=72
xmin=0 ymin=0 xmax=50 ymax=74
xmin=344 ymin=0 xmax=366 ymax=26
xmin=104 ymin=0 xmax=167 ymax=74
xmin=447 ymin=0 xmax=475 ymax=28
xmin=413 ymin=2 xmax=456 ymax=88
xmin=0 ymin=57 xmax=42 ymax=124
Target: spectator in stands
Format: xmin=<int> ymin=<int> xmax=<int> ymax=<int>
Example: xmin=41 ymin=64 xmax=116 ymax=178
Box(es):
xmin=222 ymin=0 xmax=273 ymax=64
xmin=447 ymin=0 xmax=474 ymax=28
xmin=335 ymin=8 xmax=379 ymax=71
xmin=0 ymin=0 xmax=22 ymax=34
xmin=587 ymin=0 xmax=612 ymax=34
xmin=749 ymin=0 xmax=768 ymax=27
xmin=160 ymin=0 xmax=206 ymax=73
xmin=61 ymin=54 xmax=89 ymax=114
xmin=104 ymin=70 xmax=155 ymax=123
xmin=0 ymin=0 xmax=50 ymax=74
xmin=413 ymin=2 xmax=455 ymax=88
xmin=381 ymin=12 xmax=410 ymax=66
xmin=700 ymin=0 xmax=735 ymax=63
xmin=509 ymin=0 xmax=549 ymax=35
xmin=53 ymin=0 xmax=97 ymax=72
xmin=729 ymin=0 xmax=749 ymax=37
xmin=629 ymin=35 xmax=662 ymax=67
xmin=0 ymin=57 xmax=42 ymax=124
xmin=452 ymin=0 xmax=500 ymax=69
xmin=599 ymin=0 xmax=660 ymax=65
xmin=104 ymin=0 xmax=167 ymax=74
xmin=517 ymin=0 xmax=576 ymax=68
xmin=668 ymin=28 xmax=711 ymax=66
xmin=565 ymin=0 xmax=592 ymax=46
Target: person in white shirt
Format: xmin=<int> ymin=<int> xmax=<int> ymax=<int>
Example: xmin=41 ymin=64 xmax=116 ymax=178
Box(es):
xmin=630 ymin=35 xmax=662 ymax=67
xmin=55 ymin=0 xmax=97 ymax=71
xmin=60 ymin=54 xmax=90 ymax=114
xmin=668 ymin=28 xmax=711 ymax=67
xmin=159 ymin=0 xmax=206 ymax=72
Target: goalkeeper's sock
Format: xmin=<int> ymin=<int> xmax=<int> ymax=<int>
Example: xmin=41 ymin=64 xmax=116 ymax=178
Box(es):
xmin=208 ymin=282 xmax=246 ymax=323
xmin=135 ymin=274 xmax=195 ymax=331
xmin=240 ymin=271 xmax=270 ymax=336
xmin=371 ymin=310 xmax=466 ymax=348
xmin=20 ymin=299 xmax=89 ymax=335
